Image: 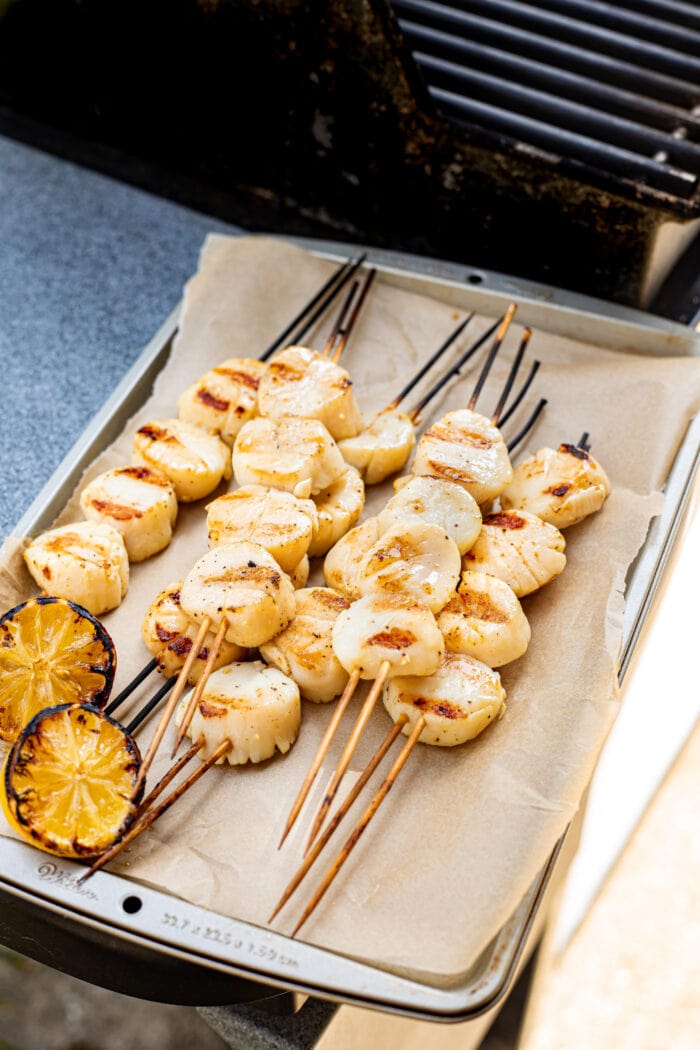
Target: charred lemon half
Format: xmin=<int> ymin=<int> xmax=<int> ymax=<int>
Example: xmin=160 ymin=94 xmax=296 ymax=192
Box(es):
xmin=0 ymin=597 xmax=116 ymax=743
xmin=2 ymin=703 xmax=142 ymax=859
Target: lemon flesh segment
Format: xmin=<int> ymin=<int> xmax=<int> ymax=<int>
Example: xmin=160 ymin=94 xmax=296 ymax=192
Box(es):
xmin=3 ymin=703 xmax=141 ymax=859
xmin=0 ymin=597 xmax=116 ymax=743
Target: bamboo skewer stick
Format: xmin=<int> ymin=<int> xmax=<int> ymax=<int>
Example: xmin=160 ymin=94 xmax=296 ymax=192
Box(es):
xmin=498 ymin=360 xmax=541 ymax=429
xmin=278 ymin=669 xmax=361 ymax=849
xmin=105 ymin=658 xmax=158 ymax=714
xmin=507 ymin=398 xmax=548 ymax=453
xmin=467 ymin=302 xmax=518 ymax=411
xmin=132 ymin=616 xmax=211 ymax=795
xmin=125 ymin=675 xmax=177 ymax=735
xmin=491 ymin=329 xmax=531 ymax=425
xmin=321 ymin=281 xmax=359 ymax=357
xmin=290 ymin=716 xmax=426 ymax=937
xmin=80 ymin=739 xmax=232 ymax=883
xmin=384 ymin=313 xmax=474 ymax=411
xmin=305 ymin=660 xmax=392 ymax=852
xmin=330 ymin=269 xmax=377 ymax=363
xmin=137 ymin=740 xmax=204 ymax=816
xmin=259 ymin=254 xmax=366 ymax=362
xmin=269 ymin=715 xmax=408 ymax=922
xmin=407 ymin=312 xmax=508 ymax=423
xmin=578 ymin=432 xmax=591 ymax=451
xmin=170 ymin=618 xmax=229 ymax=757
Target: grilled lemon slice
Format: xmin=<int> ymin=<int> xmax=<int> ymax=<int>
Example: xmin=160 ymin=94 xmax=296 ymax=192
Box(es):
xmin=2 ymin=703 xmax=142 ymax=859
xmin=0 ymin=597 xmax=116 ymax=743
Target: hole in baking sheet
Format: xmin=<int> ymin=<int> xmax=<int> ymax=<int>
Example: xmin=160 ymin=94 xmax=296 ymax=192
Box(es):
xmin=467 ymin=273 xmax=483 ymax=285
xmin=122 ymin=895 xmax=142 ymax=914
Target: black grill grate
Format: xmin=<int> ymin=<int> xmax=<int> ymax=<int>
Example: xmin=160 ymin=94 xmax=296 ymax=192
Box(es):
xmin=392 ymin=0 xmax=700 ymax=202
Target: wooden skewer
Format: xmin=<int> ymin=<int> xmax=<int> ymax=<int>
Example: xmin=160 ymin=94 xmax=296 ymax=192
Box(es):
xmin=124 ymin=674 xmax=177 ymax=735
xmin=330 ymin=269 xmax=377 ymax=363
xmin=269 ymin=715 xmax=408 ymax=922
xmin=384 ymin=314 xmax=474 ymax=412
xmin=259 ymin=254 xmax=366 ymax=362
xmin=278 ymin=669 xmax=361 ymax=849
xmin=305 ymin=660 xmax=392 ymax=852
xmin=467 ymin=302 xmax=518 ymax=411
xmin=132 ymin=615 xmax=211 ymax=795
xmin=138 ymin=740 xmax=204 ymax=815
xmin=321 ymin=281 xmax=359 ymax=357
xmin=170 ymin=618 xmax=228 ymax=757
xmin=407 ymin=313 xmax=506 ymax=424
xmin=491 ymin=328 xmax=532 ymax=425
xmin=507 ymin=397 xmax=548 ymax=453
xmin=498 ymin=359 xmax=541 ymax=429
xmin=290 ymin=716 xmax=426 ymax=937
xmin=79 ymin=738 xmax=232 ymax=883
xmin=104 ymin=657 xmax=158 ymax=715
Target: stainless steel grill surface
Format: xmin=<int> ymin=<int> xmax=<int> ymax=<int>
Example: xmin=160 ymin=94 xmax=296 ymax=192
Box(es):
xmin=393 ymin=0 xmax=700 ymax=204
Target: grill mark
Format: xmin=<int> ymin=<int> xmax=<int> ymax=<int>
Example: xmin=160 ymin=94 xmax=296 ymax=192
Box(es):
xmin=425 ymin=424 xmax=493 ymax=448
xmin=484 ymin=512 xmax=526 ymax=530
xmin=89 ymin=499 xmax=143 ymax=521
xmin=455 ymin=590 xmax=508 ymax=624
xmin=155 ymin=625 xmax=179 ymax=643
xmin=213 ymin=367 xmax=260 ymax=390
xmin=367 ymin=628 xmax=416 ymax=649
xmin=137 ymin=424 xmax=172 ymax=442
xmin=548 ymin=483 xmax=572 ymax=497
xmin=406 ymin=695 xmax=461 ymax=719
xmin=117 ymin=466 xmax=171 ymax=486
xmin=311 ymin=589 xmax=350 ymax=611
xmin=560 ymin=443 xmax=589 ymax=460
xmin=197 ymin=389 xmax=230 ymax=412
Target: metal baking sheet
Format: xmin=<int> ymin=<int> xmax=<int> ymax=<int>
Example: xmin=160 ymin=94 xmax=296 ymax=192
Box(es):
xmin=2 ymin=240 xmax=699 ymax=1021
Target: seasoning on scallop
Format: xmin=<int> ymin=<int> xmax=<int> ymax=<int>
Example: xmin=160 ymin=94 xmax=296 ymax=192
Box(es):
xmin=232 ymin=416 xmax=346 ymax=499
xmin=206 ymin=485 xmax=317 ymax=573
xmin=132 ymin=418 xmax=231 ymax=502
xmin=383 ymin=651 xmax=506 ymax=746
xmin=501 ymin=443 xmax=611 ymax=528
xmin=437 ymin=569 xmax=530 ymax=667
xmin=80 ymin=465 xmax=177 ymax=562
xmin=24 ymin=521 xmax=129 ymax=617
xmin=463 ymin=509 xmax=566 ymax=597
xmin=177 ymin=357 xmax=265 ymax=445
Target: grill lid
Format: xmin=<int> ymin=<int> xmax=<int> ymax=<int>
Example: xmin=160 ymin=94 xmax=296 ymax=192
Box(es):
xmin=393 ymin=0 xmax=700 ymax=208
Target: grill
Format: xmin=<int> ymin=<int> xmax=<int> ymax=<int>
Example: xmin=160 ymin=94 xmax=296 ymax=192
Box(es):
xmin=394 ymin=0 xmax=700 ymax=203
xmin=0 ymin=3 xmax=698 ymax=300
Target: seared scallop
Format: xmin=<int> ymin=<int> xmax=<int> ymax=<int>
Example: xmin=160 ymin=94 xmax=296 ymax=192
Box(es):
xmin=463 ymin=509 xmax=566 ymax=597
xmin=501 ymin=443 xmax=611 ymax=528
xmin=377 ymin=474 xmax=482 ymax=555
xmin=257 ymin=345 xmax=362 ymax=440
xmin=332 ymin=593 xmax=444 ymax=680
xmin=180 ymin=542 xmax=295 ymax=648
xmin=323 ymin=516 xmax=382 ymax=600
xmin=141 ymin=580 xmax=244 ymax=683
xmin=24 ymin=522 xmax=128 ymax=617
xmin=175 ymin=661 xmax=300 ymax=764
xmin=133 ymin=418 xmax=231 ymax=502
xmin=308 ymin=466 xmax=365 ymax=558
xmin=437 ymin=570 xmax=530 ymax=667
xmin=232 ymin=416 xmax=346 ymax=498
xmin=383 ymin=651 xmax=506 ymax=746
xmin=260 ymin=587 xmax=351 ymax=703
xmin=338 ymin=408 xmax=415 ymax=485
xmin=80 ymin=466 xmax=177 ymax=562
xmin=357 ymin=521 xmax=461 ymax=614
xmin=412 ymin=408 xmax=513 ymax=504
xmin=206 ymin=485 xmax=316 ymax=573
xmin=177 ymin=357 xmax=266 ymax=445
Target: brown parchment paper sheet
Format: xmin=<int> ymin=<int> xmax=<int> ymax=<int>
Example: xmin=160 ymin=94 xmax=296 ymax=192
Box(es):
xmin=1 ymin=235 xmax=699 ymax=983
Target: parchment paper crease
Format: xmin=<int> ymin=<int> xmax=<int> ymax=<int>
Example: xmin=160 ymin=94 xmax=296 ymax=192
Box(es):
xmin=1 ymin=236 xmax=698 ymax=982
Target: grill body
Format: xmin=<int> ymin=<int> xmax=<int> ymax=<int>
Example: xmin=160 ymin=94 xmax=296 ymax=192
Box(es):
xmin=0 ymin=0 xmax=698 ymax=303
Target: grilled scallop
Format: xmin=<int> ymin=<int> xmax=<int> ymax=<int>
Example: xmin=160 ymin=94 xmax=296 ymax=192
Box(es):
xmin=133 ymin=418 xmax=231 ymax=502
xmin=232 ymin=416 xmax=346 ymax=498
xmin=177 ymin=357 xmax=266 ymax=445
xmin=383 ymin=652 xmax=506 ymax=746
xmin=141 ymin=581 xmax=244 ymax=683
xmin=289 ymin=555 xmax=310 ymax=589
xmin=337 ymin=408 xmax=416 ymax=485
xmin=206 ymin=485 xmax=317 ymax=573
xmin=357 ymin=522 xmax=461 ymax=614
xmin=437 ymin=570 xmax=530 ymax=667
xmin=180 ymin=542 xmax=295 ymax=648
xmin=501 ymin=443 xmax=611 ymax=528
xmin=256 ymin=345 xmax=363 ymax=440
xmin=80 ymin=466 xmax=178 ymax=562
xmin=464 ymin=509 xmax=566 ymax=597
xmin=175 ymin=661 xmax=300 ymax=764
xmin=412 ymin=408 xmax=513 ymax=505
xmin=377 ymin=474 xmax=482 ymax=556
xmin=308 ymin=466 xmax=365 ymax=558
xmin=24 ymin=522 xmax=129 ymax=617
xmin=260 ymin=587 xmax=350 ymax=703
xmin=323 ymin=516 xmax=381 ymax=600
xmin=332 ymin=593 xmax=444 ymax=680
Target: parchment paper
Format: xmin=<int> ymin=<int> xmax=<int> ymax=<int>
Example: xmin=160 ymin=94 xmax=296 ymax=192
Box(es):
xmin=1 ymin=236 xmax=699 ymax=982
